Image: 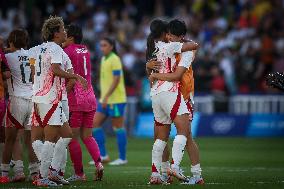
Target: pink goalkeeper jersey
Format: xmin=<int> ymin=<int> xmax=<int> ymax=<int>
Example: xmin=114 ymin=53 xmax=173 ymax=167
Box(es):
xmin=64 ymin=44 xmax=96 ymax=112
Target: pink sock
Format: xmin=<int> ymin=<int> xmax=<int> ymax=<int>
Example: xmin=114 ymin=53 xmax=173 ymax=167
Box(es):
xmin=68 ymin=139 xmax=84 ymax=176
xmin=83 ymin=136 xmax=101 ymax=167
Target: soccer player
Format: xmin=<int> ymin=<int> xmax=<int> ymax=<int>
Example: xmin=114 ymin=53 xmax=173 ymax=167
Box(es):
xmin=148 ymin=19 xmax=204 ymax=185
xmin=0 ymin=29 xmax=39 ymax=183
xmin=63 ymin=24 xmax=103 ymax=181
xmin=29 ymin=16 xmax=87 ymax=186
xmin=145 ymin=19 xmax=198 ymax=184
xmin=91 ymin=37 xmax=128 ymax=166
xmin=0 ymin=36 xmax=10 ymax=175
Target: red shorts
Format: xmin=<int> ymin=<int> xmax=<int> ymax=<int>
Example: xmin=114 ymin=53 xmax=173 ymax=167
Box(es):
xmin=69 ymin=110 xmax=95 ymax=128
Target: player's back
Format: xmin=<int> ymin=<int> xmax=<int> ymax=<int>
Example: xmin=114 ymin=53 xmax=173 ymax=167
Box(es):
xmin=30 ymin=42 xmax=64 ymax=104
xmin=64 ymin=44 xmax=96 ymax=112
xmin=5 ymin=48 xmax=33 ymax=99
xmin=64 ymin=44 xmax=92 ymax=85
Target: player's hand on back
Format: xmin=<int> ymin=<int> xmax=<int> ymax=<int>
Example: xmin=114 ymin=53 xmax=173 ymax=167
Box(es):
xmin=76 ymin=75 xmax=88 ymax=90
xmin=147 ymin=59 xmax=162 ymax=71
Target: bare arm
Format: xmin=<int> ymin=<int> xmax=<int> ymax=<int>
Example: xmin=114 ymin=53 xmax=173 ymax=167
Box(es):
xmin=181 ymin=41 xmax=199 ymax=52
xmin=2 ymin=71 xmax=11 ymax=80
xmin=65 ymin=68 xmax=76 ymax=93
xmin=52 ymin=64 xmax=88 ymax=89
xmin=150 ymin=66 xmax=187 ymax=82
xmin=104 ymin=75 xmax=120 ymax=99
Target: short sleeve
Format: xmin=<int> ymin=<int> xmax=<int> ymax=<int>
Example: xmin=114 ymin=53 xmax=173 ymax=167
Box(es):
xmin=111 ymin=56 xmax=122 ymax=71
xmin=51 ymin=45 xmax=63 ymax=64
xmin=179 ymin=51 xmax=194 ymax=69
xmin=167 ymin=42 xmax=183 ymax=55
xmin=65 ymin=55 xmax=73 ymax=70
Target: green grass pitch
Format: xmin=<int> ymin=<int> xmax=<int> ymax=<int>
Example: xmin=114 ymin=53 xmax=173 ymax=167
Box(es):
xmin=2 ymin=137 xmax=284 ymax=189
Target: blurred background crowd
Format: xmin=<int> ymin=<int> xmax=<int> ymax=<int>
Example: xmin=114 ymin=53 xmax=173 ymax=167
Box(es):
xmin=1 ymin=0 xmax=283 ymax=98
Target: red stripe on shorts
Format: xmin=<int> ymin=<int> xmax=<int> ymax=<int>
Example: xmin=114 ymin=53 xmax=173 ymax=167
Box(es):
xmin=42 ymin=103 xmax=59 ymax=126
xmin=6 ymin=101 xmax=24 ymax=129
xmin=170 ymin=91 xmax=181 ymax=121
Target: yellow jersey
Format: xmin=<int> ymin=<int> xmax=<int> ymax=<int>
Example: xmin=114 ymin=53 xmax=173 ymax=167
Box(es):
xmin=99 ymin=52 xmax=126 ymax=104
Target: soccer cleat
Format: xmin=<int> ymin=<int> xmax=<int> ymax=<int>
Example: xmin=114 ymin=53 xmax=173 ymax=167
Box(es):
xmin=94 ymin=163 xmax=104 ymax=181
xmin=109 ymin=158 xmax=128 ymax=166
xmin=89 ymin=155 xmax=110 ymax=165
xmin=49 ymin=169 xmax=69 ymax=185
xmin=66 ymin=174 xmax=87 ymax=182
xmin=12 ymin=173 xmax=26 ymax=182
xmin=33 ymin=178 xmax=58 ymax=187
xmin=0 ymin=176 xmax=10 ymax=183
xmin=29 ymin=173 xmax=40 ymax=182
xmin=168 ymin=166 xmax=187 ymax=181
xmin=148 ymin=172 xmax=163 ymax=185
xmin=160 ymin=172 xmax=173 ymax=184
xmin=181 ymin=176 xmax=205 ymax=185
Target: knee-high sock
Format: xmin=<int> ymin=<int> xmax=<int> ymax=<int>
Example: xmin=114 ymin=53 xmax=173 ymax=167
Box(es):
xmin=29 ymin=162 xmax=40 ymax=176
xmin=114 ymin=128 xmax=127 ymax=160
xmin=83 ymin=136 xmax=101 ymax=167
xmin=152 ymin=139 xmax=167 ymax=174
xmin=40 ymin=141 xmax=55 ymax=178
xmin=92 ymin=128 xmax=106 ymax=157
xmin=32 ymin=140 xmax=44 ymax=161
xmin=59 ymin=148 xmax=67 ymax=176
xmin=51 ymin=137 xmax=71 ymax=172
xmin=191 ymin=164 xmax=202 ymax=178
xmin=68 ymin=139 xmax=84 ymax=176
xmin=13 ymin=160 xmax=24 ymax=176
xmin=172 ymin=135 xmax=187 ymax=167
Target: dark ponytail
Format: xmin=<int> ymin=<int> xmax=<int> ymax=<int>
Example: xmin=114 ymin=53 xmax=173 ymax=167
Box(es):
xmin=102 ymin=37 xmax=117 ymax=54
xmin=146 ymin=19 xmax=167 ymax=61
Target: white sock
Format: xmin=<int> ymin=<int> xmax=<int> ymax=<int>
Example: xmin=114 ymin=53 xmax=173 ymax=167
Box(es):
xmin=51 ymin=137 xmax=71 ymax=172
xmin=32 ymin=140 xmax=44 ymax=161
xmin=59 ymin=148 xmax=67 ymax=174
xmin=1 ymin=163 xmax=10 ymax=177
xmin=29 ymin=162 xmax=40 ymax=176
xmin=161 ymin=161 xmax=170 ymax=174
xmin=13 ymin=160 xmax=24 ymax=176
xmin=152 ymin=139 xmax=167 ymax=174
xmin=191 ymin=163 xmax=202 ymax=178
xmin=40 ymin=141 xmax=55 ymax=178
xmin=172 ymin=135 xmax=187 ymax=168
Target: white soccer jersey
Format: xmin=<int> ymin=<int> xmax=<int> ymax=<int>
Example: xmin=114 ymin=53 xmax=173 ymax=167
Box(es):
xmin=150 ymin=41 xmax=183 ymax=96
xmin=5 ymin=49 xmax=33 ymax=99
xmin=29 ymin=42 xmax=64 ymax=104
xmin=179 ymin=51 xmax=194 ymax=69
xmin=62 ymin=52 xmax=73 ymax=100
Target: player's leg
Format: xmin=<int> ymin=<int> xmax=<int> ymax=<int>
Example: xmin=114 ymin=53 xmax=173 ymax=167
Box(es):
xmin=92 ymin=109 xmax=108 ymax=163
xmin=24 ymin=130 xmax=40 ymax=181
xmin=0 ymin=99 xmax=5 ymax=174
xmin=1 ymin=127 xmax=18 ymax=183
xmin=67 ymin=111 xmax=85 ymax=181
xmin=150 ymin=123 xmax=171 ymax=184
xmin=81 ymin=110 xmax=103 ymax=181
xmin=11 ymin=130 xmax=25 ymax=182
xmin=109 ymin=103 xmax=127 ymax=166
xmin=162 ymin=92 xmax=189 ymax=181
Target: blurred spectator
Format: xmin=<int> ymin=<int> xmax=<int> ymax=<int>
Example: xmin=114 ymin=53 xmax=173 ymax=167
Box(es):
xmin=0 ymin=0 xmax=283 ymax=98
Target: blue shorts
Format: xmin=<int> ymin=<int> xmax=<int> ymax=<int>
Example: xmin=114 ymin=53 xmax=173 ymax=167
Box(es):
xmin=97 ymin=102 xmax=126 ymax=117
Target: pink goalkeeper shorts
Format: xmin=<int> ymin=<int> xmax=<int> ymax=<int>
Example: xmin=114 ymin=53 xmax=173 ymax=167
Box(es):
xmin=69 ymin=110 xmax=96 ymax=128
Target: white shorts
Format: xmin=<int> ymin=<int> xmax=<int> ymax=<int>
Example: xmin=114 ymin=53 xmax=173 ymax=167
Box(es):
xmin=33 ymin=101 xmax=67 ymax=127
xmin=151 ymin=91 xmax=189 ymax=125
xmin=62 ymin=100 xmax=69 ymax=120
xmin=5 ymin=96 xmax=33 ymax=130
